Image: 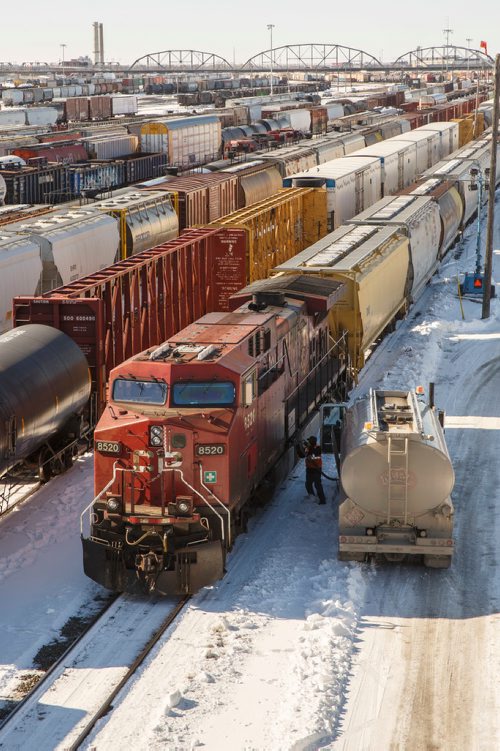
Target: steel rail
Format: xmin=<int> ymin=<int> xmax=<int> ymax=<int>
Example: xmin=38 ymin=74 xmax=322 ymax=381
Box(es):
xmin=0 ymin=594 xmax=189 ymax=748
xmin=0 ymin=593 xmax=120 ymax=731
xmin=67 ymin=595 xmax=189 ymax=750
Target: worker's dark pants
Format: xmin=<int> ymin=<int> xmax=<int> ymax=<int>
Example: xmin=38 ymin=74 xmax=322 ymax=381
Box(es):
xmin=305 ymin=468 xmax=326 ymax=503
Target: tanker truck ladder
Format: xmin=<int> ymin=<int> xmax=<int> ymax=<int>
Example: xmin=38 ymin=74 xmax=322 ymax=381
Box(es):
xmin=386 ymin=436 xmax=409 ymax=525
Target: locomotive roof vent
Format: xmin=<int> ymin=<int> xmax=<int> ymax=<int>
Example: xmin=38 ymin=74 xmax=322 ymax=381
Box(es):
xmin=149 ymin=343 xmax=172 ymax=360
xmin=249 ymin=291 xmax=287 ymax=311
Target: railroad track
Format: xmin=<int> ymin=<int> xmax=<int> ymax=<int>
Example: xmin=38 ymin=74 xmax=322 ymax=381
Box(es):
xmin=0 ymin=593 xmax=189 ymax=749
xmin=0 ymin=474 xmax=40 ymax=518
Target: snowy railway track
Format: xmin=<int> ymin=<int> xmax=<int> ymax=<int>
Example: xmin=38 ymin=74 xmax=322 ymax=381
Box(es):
xmin=0 ymin=592 xmax=189 ymax=750
xmin=0 ymin=475 xmax=41 ymax=519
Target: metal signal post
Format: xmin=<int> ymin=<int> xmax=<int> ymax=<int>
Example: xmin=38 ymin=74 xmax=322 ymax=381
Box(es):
xmin=482 ymin=53 xmax=500 ymax=318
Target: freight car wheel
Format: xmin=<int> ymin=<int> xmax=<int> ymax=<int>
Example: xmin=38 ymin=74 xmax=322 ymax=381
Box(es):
xmin=63 ymin=445 xmax=78 ymax=470
xmin=38 ymin=448 xmax=53 ymax=483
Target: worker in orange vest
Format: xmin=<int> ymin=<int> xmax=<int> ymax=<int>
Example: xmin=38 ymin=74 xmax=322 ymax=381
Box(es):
xmin=304 ymin=436 xmax=326 ymax=504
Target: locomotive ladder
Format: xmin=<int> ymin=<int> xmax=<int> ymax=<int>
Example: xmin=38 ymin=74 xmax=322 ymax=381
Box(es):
xmin=386 ymin=436 xmax=409 ymax=525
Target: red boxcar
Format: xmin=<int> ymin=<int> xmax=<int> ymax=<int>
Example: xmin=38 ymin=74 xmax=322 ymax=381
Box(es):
xmin=13 ymin=228 xmax=248 ymax=414
xmin=65 ymin=96 xmax=89 ymax=122
xmin=12 ymin=143 xmax=88 ymax=164
xmin=89 ymin=95 xmax=112 ymax=120
xmin=139 ymin=173 xmax=241 ymax=229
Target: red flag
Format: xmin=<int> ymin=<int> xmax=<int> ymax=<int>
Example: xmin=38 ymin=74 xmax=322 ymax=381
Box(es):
xmin=480 ymin=40 xmax=488 ymax=53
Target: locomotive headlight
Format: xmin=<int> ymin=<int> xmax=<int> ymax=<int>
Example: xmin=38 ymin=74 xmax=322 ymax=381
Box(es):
xmin=177 ymin=500 xmax=191 ymax=514
xmin=106 ymin=497 xmax=121 ymax=513
xmin=149 ymin=425 xmax=163 ymax=447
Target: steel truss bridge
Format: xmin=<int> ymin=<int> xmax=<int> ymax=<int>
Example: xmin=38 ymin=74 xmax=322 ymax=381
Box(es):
xmin=1 ymin=45 xmax=494 ymax=76
xmin=124 ymin=44 xmax=496 ymax=74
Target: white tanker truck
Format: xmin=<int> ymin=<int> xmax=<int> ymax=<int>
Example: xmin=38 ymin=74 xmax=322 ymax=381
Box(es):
xmin=335 ymin=386 xmax=454 ymax=568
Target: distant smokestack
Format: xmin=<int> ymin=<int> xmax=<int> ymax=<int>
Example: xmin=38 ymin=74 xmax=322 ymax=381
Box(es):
xmin=99 ymin=23 xmax=104 ymax=65
xmin=93 ymin=21 xmax=100 ymax=66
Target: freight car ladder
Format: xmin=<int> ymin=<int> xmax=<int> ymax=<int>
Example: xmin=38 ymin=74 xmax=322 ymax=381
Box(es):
xmin=386 ymin=436 xmax=409 ymax=524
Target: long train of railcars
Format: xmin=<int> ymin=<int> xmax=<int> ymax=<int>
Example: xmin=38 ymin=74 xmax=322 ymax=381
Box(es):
xmin=0 ymin=88 xmax=491 ymax=203
xmin=80 ymin=129 xmax=487 ymax=593
xmin=2 ymin=123 xmax=495 ymax=595
xmin=5 ymin=124 xmax=499 ymax=444
xmin=1 ymin=121 xmax=488 ymax=336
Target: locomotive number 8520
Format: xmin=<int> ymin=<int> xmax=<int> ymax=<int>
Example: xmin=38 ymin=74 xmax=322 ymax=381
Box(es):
xmin=196 ymin=444 xmax=226 ymax=456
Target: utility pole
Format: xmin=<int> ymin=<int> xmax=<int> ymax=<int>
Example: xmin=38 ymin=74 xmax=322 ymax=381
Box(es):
xmin=466 ymin=37 xmax=473 ymax=76
xmin=482 ymin=52 xmax=500 ymax=318
xmin=267 ymin=24 xmax=275 ymax=96
xmin=60 ymin=43 xmax=66 ymax=77
xmin=443 ymin=25 xmax=453 ymax=73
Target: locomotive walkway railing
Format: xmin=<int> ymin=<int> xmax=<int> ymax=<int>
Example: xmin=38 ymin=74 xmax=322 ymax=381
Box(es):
xmin=284 ymin=332 xmax=350 ymax=443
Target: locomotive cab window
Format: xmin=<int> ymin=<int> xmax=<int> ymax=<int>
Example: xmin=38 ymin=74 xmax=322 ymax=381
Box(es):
xmin=112 ymin=378 xmax=168 ymax=405
xmin=243 ymin=371 xmax=257 ymax=406
xmin=172 ymin=381 xmax=236 ymax=407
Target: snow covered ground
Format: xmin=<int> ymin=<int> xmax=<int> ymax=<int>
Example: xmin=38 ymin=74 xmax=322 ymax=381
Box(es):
xmin=0 ymin=208 xmax=499 ymax=750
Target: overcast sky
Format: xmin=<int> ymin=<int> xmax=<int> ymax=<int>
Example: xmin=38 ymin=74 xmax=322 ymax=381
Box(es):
xmin=1 ymin=1 xmax=498 ymax=66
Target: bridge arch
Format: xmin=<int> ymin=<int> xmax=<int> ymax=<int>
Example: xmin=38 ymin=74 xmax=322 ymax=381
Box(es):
xmin=393 ymin=46 xmax=494 ymax=69
xmin=128 ymin=50 xmax=232 ymax=72
xmin=241 ymin=44 xmax=382 ymax=71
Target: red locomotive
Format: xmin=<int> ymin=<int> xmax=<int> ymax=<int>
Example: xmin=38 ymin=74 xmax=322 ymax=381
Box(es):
xmin=81 ymin=275 xmax=348 ymax=595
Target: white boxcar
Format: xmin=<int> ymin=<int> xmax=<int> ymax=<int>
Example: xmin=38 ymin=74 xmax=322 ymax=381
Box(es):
xmin=0 ymin=174 xmax=6 ymax=204
xmin=279 ymin=109 xmax=311 ymax=133
xmin=418 ymin=122 xmax=459 ymax=158
xmin=391 ymin=129 xmax=441 ymax=173
xmin=1 ymin=90 xmax=24 ymax=106
xmin=352 ymin=194 xmax=442 ymax=299
xmin=325 ymin=102 xmax=345 ymax=123
xmin=7 ymin=210 xmax=119 ymax=291
xmin=0 ymin=108 xmax=27 ymax=126
xmin=111 ymin=95 xmax=138 ymax=116
xmin=284 ymin=156 xmax=382 ymax=230
xmin=140 ymin=115 xmax=221 ymax=168
xmin=0 ymin=235 xmax=42 ymax=333
xmin=24 ymin=107 xmax=58 ymax=126
xmin=349 ymin=140 xmax=417 ymax=195
xmin=81 ymin=134 xmax=139 ymax=160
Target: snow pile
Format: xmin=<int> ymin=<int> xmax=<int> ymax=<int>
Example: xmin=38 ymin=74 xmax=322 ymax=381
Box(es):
xmin=0 ymin=455 xmax=94 ymax=586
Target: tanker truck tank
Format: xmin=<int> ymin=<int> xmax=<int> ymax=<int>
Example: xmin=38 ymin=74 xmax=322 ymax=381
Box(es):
xmin=338 ymin=387 xmax=454 ymax=568
xmin=0 ymin=325 xmax=91 ymax=479
xmin=0 ymin=173 xmax=6 ymax=205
